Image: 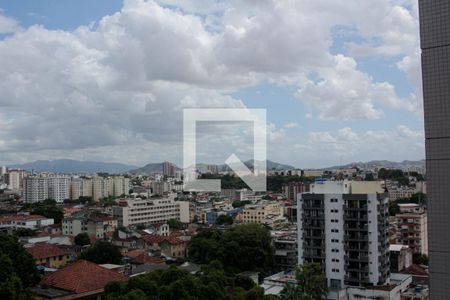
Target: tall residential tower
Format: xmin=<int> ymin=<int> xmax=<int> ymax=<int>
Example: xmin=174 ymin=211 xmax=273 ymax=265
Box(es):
xmin=297 ymin=181 xmax=390 ymax=289
xmin=419 ymin=1 xmax=450 ymax=298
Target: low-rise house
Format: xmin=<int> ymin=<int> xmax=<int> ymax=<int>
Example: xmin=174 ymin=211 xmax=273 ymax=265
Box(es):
xmin=0 ymin=214 xmax=54 ymax=230
xmin=141 ymin=234 xmax=187 ymax=258
xmin=33 ymin=260 xmax=127 ymax=299
xmin=62 ymin=211 xmax=117 ymax=239
xmin=401 ymin=265 xmax=429 ymax=285
xmin=113 ymin=236 xmax=146 ymax=250
xmin=26 ymin=242 xmax=69 ymax=269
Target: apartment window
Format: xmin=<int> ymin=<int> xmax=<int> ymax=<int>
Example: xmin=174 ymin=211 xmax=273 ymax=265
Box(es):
xmin=331 ymin=249 xmax=339 ymax=253
xmin=332 ymin=258 xmax=340 ymax=262
xmin=331 ymin=239 xmax=339 ymax=243
xmin=331 ymin=229 xmax=339 ymax=233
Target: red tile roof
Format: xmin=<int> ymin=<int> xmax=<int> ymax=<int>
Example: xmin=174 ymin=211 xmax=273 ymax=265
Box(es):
xmin=41 ymin=260 xmax=127 ymax=294
xmin=131 ymin=253 xmax=165 ymax=265
xmin=141 ymin=234 xmax=185 ymax=246
xmin=0 ymin=214 xmax=46 ymax=222
xmin=27 ymin=243 xmax=68 ymax=260
xmin=401 ymin=264 xmax=429 ymax=276
xmin=123 ymin=249 xmax=145 ymax=258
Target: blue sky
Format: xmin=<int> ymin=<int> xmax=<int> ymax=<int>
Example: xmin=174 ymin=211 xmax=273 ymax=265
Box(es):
xmin=0 ymin=0 xmax=425 ymax=168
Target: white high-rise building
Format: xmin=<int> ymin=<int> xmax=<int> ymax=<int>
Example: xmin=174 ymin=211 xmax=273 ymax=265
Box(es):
xmin=70 ymin=178 xmax=82 ymax=200
xmin=7 ymin=170 xmax=21 ymax=192
xmin=298 ymin=181 xmax=390 ymax=290
xmin=70 ymin=178 xmax=93 ymax=200
xmin=112 ymin=176 xmax=130 ymax=197
xmin=48 ymin=176 xmax=71 ymax=203
xmin=0 ymin=166 xmax=6 ymax=176
xmin=81 ymin=178 xmax=93 ymax=198
xmin=92 ymin=177 xmax=108 ymax=202
xmin=24 ymin=177 xmax=48 ymax=203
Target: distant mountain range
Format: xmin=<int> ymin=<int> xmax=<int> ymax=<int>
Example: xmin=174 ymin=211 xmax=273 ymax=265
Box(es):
xmin=5 ymin=158 xmax=425 ymax=174
xmin=8 ymin=159 xmax=138 ymax=174
xmin=128 ymin=162 xmax=180 ymax=174
xmin=322 ymin=159 xmax=425 ymax=171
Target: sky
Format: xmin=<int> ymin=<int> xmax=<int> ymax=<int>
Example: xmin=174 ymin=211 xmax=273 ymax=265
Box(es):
xmin=0 ymin=0 xmax=425 ymax=168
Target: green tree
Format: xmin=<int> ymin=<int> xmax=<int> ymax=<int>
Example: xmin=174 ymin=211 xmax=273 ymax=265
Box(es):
xmin=0 ymin=234 xmax=40 ymax=299
xmin=79 ymin=241 xmax=122 ymax=264
xmin=413 ymin=254 xmax=429 ymax=265
xmin=105 ymin=263 xmax=260 ymax=300
xmin=216 ymin=214 xmax=233 ymax=225
xmin=13 ymin=228 xmax=37 ymax=237
xmin=135 ymin=224 xmax=146 ymax=231
xmin=29 ymin=200 xmax=64 ymax=224
xmin=232 ymin=200 xmax=251 ymax=208
xmin=74 ymin=232 xmax=91 ymax=246
xmin=168 ymin=219 xmax=183 ymax=230
xmin=280 ymin=262 xmax=328 ymax=300
xmin=188 ymin=223 xmax=274 ymax=273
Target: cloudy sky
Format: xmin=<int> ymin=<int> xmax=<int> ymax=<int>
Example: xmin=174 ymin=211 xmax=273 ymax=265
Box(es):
xmin=0 ymin=0 xmax=424 ymax=168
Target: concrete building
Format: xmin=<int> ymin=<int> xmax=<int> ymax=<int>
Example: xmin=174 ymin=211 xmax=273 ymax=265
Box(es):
xmin=92 ymin=177 xmax=108 ymax=202
xmin=48 ymin=176 xmax=71 ymax=203
xmin=7 ymin=169 xmax=24 ymax=192
xmin=62 ymin=211 xmax=117 ymax=238
xmin=151 ymin=181 xmax=171 ymax=196
xmin=273 ymin=233 xmax=298 ymax=272
xmin=419 ymin=1 xmax=450 ymax=297
xmin=162 ymin=161 xmax=175 ymax=177
xmin=297 ymin=181 xmax=390 ymax=289
xmin=70 ymin=178 xmax=93 ymax=200
xmin=242 ymin=201 xmax=284 ymax=224
xmin=113 ymin=176 xmax=130 ymax=197
xmin=394 ymin=204 xmax=428 ymax=255
xmin=282 ymin=182 xmax=306 ymax=202
xmin=0 ymin=214 xmax=54 ymax=230
xmin=24 ymin=176 xmax=48 ymax=203
xmin=70 ymin=178 xmax=82 ymax=201
xmin=0 ymin=166 xmax=6 ymax=176
xmin=388 ymin=185 xmax=417 ymax=202
xmin=112 ymin=195 xmax=190 ymax=227
xmin=390 ymin=244 xmax=413 ymax=273
xmin=302 ymin=169 xmax=324 ymax=177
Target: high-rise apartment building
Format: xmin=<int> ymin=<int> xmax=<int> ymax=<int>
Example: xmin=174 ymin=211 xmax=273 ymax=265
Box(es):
xmin=24 ymin=177 xmax=48 ymax=203
xmin=92 ymin=177 xmax=108 ymax=202
xmin=162 ymin=161 xmax=175 ymax=177
xmin=7 ymin=170 xmax=22 ymax=192
xmin=113 ymin=176 xmax=130 ymax=197
xmin=394 ymin=204 xmax=428 ymax=255
xmin=419 ymin=1 xmax=450 ymax=297
xmin=48 ymin=176 xmax=71 ymax=203
xmin=282 ymin=182 xmax=307 ymax=202
xmin=297 ymin=181 xmax=389 ymax=289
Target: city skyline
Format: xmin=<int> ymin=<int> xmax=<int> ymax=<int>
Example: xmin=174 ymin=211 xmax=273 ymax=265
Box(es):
xmin=0 ymin=1 xmax=424 ymax=168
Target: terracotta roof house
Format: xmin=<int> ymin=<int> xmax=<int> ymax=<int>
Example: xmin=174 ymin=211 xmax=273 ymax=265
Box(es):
xmin=401 ymin=264 xmax=429 ymax=285
xmin=34 ymin=260 xmax=127 ymax=299
xmin=26 ymin=243 xmax=69 ymax=269
xmin=141 ymin=234 xmax=187 ymax=258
